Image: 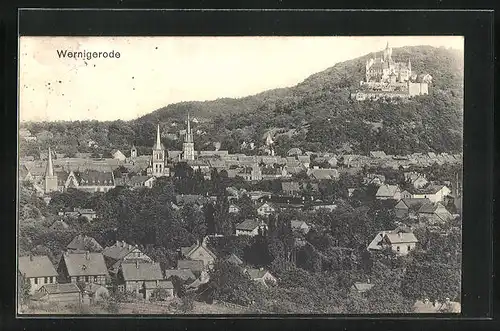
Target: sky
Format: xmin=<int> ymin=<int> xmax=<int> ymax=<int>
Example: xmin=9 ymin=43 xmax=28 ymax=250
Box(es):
xmin=19 ymin=36 xmax=463 ymax=122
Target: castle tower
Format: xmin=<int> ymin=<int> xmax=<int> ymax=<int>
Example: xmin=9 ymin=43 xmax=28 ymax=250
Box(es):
xmin=151 ymin=124 xmax=166 ymax=177
xmin=44 ymin=147 xmax=58 ymax=193
xmin=182 ymin=113 xmax=195 ymax=161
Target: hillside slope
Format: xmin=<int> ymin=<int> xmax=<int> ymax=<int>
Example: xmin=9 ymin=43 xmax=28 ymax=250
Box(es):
xmin=20 ymin=45 xmax=464 ymax=157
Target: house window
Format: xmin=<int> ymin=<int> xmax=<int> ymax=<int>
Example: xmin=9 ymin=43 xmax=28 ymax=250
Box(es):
xmin=77 ymin=276 xmax=80 ymax=282
xmin=396 ymin=246 xmax=400 ymax=252
xmin=44 ymin=277 xmax=48 ymax=284
xmin=85 ymin=276 xmax=89 ymax=282
xmin=408 ymin=245 xmax=411 ymax=251
xmin=94 ymin=276 xmax=98 ymax=282
xmin=50 ymin=277 xmax=54 ymax=284
xmin=34 ymin=278 xmax=38 ymax=285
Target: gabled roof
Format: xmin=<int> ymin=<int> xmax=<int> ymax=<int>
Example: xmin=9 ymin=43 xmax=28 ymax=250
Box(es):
xmin=177 ymin=260 xmax=204 ymax=273
xmin=236 ymin=219 xmax=262 ymax=231
xmin=78 ymin=169 xmax=114 ymax=186
xmin=128 ymin=175 xmax=154 ymax=185
xmin=40 ymin=283 xmax=81 ymax=294
xmin=418 ymin=202 xmax=446 ymax=214
xmin=376 ymin=184 xmax=400 ymax=197
xmin=384 ymin=232 xmax=418 ymax=244
xmin=246 ymin=268 xmax=274 ymax=280
xmin=121 ymin=262 xmax=163 ymax=281
xmin=19 ymin=255 xmax=58 ymax=278
xmin=67 ymin=235 xmax=103 ymax=252
xmin=308 ymin=168 xmax=339 ymax=180
xmin=164 ymin=269 xmax=196 ymax=281
xmin=180 ymin=242 xmax=217 ymax=260
xmin=396 ymin=198 xmax=432 ymax=211
xmin=102 ymin=241 xmax=141 ymax=261
xmin=62 ymin=252 xmax=108 ymax=277
xmin=417 ymin=184 xmax=448 ymax=195
xmin=226 ymin=253 xmax=243 ymax=265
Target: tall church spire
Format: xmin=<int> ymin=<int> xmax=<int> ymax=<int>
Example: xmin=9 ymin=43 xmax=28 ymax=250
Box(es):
xmin=45 ymin=147 xmax=54 ymax=177
xmin=154 ymin=123 xmax=162 ymax=150
xmin=186 ymin=113 xmax=193 ymax=143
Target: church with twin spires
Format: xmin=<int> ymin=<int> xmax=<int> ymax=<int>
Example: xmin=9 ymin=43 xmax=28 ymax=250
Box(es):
xmin=146 ymin=113 xmax=195 ymax=177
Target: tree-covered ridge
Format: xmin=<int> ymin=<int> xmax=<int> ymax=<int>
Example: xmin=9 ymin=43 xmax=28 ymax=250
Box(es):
xmin=20 ymin=45 xmax=463 ymax=157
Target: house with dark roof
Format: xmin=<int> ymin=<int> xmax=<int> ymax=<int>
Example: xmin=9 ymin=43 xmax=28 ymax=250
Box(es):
xmin=177 ymin=260 xmax=205 ymax=278
xmin=417 ymin=202 xmax=454 ymax=224
xmin=102 ymin=240 xmax=153 ymax=275
xmin=164 ymin=269 xmax=197 ymax=282
xmin=244 ymin=268 xmax=277 ymax=287
xmin=57 ymin=251 xmax=109 ymax=285
xmin=394 ymin=198 xmax=431 ymax=218
xmin=236 ymin=219 xmax=267 ymax=237
xmin=32 ymin=283 xmax=82 ymax=303
xmin=63 ymin=169 xmax=116 ymax=193
xmin=67 ymin=234 xmax=103 ymax=253
xmin=18 ymin=255 xmax=58 ymax=294
xmin=117 ymin=261 xmax=173 ymax=300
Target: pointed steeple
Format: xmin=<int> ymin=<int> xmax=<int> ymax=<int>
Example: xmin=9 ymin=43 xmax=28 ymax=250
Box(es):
xmin=186 ymin=113 xmax=193 ymax=143
xmin=45 ymin=147 xmax=54 ymax=177
xmin=154 ymin=124 xmax=162 ymax=150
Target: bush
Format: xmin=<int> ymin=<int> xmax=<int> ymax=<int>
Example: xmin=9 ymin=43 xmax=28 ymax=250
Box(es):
xmin=104 ymin=300 xmax=119 ymax=314
xmin=179 ymin=294 xmax=194 ymax=313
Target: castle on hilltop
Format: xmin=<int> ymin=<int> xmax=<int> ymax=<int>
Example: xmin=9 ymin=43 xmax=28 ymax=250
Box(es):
xmin=351 ymin=42 xmax=433 ymax=101
xmin=365 ymin=42 xmax=412 ymax=83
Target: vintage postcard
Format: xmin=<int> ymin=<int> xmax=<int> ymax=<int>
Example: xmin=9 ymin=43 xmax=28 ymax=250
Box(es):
xmin=17 ymin=36 xmax=463 ymax=315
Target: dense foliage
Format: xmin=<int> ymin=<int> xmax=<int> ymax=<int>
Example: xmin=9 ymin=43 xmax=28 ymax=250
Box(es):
xmin=20 ymin=46 xmax=463 ymax=159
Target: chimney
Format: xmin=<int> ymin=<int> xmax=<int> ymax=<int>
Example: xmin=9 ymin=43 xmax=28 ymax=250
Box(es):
xmin=398 ymin=232 xmax=403 ymax=238
xmin=367 ymin=278 xmax=370 ymax=284
xmin=135 ymin=260 xmax=139 ymax=269
xmin=129 ymin=244 xmax=132 ymax=250
xmin=122 ymin=240 xmax=125 ymax=247
xmin=259 ymin=267 xmax=264 ymax=271
xmin=85 ymin=251 xmax=90 ymax=260
xmin=116 ymin=240 xmax=119 ymax=247
xmin=29 ymin=254 xmax=33 ymax=261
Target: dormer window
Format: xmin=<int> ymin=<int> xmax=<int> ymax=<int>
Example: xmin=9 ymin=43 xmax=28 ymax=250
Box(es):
xmin=82 ymin=265 xmax=87 ymax=270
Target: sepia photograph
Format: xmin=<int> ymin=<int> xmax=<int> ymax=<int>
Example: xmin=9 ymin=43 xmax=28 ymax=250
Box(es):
xmin=17 ymin=35 xmax=463 ymax=315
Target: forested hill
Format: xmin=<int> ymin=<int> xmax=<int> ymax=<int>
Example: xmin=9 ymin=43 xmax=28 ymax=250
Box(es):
xmin=20 ymin=45 xmax=464 ymax=158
